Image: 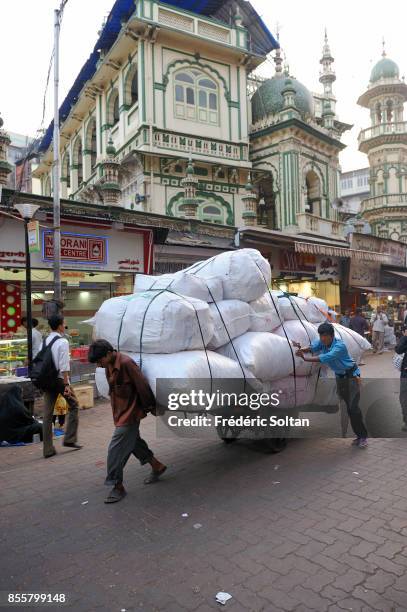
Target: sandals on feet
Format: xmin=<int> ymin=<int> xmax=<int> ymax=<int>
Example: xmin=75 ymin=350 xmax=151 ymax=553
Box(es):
xmin=104 ymin=487 xmax=127 ymax=503
xmin=143 ymin=465 xmax=167 ymax=485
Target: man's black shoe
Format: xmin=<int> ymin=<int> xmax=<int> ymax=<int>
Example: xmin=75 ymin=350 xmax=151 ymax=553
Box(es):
xmin=44 ymin=450 xmax=57 ymax=459
xmin=63 ymin=443 xmax=83 ymax=450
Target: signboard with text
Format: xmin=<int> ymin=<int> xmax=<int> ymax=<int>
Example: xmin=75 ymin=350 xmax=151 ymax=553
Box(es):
xmin=279 ymin=250 xmax=316 ymax=274
xmin=42 ymin=231 xmax=108 ymax=265
xmin=350 ymin=234 xmax=406 ymax=267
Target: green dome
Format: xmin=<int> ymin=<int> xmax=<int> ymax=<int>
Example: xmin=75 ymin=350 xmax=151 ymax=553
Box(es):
xmin=370 ymin=57 xmax=399 ymax=82
xmin=252 ymin=75 xmax=314 ymax=123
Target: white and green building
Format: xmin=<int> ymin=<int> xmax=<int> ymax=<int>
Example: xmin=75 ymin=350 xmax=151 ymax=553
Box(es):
xmin=358 ymin=48 xmax=407 ymax=242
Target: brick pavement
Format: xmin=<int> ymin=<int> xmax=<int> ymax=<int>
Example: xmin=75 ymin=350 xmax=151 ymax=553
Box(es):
xmin=1 ymin=352 xmax=407 ymax=611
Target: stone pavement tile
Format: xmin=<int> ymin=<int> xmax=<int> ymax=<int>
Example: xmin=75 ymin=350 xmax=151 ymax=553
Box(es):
xmin=291 ymin=585 xmax=332 ymax=611
xmin=258 ymin=585 xmax=300 ymax=611
xmin=329 ymin=598 xmax=365 ymax=611
xmin=333 ymin=569 xmax=366 ymax=592
xmin=374 ymin=541 xmax=406 ymax=559
xmin=321 ymin=584 xmax=353 ymax=605
xmin=363 ymin=569 xmax=396 ymax=594
xmin=379 ymin=587 xmax=407 ymax=609
xmin=366 ymin=553 xmax=405 ymax=577
xmin=302 ymin=568 xmax=337 ymax=592
xmin=227 ymin=584 xmax=270 ymax=611
xmin=353 ymin=584 xmax=401 ymax=611
xmin=243 ymin=568 xmax=280 ymax=592
xmin=349 ymin=541 xmax=379 ymax=558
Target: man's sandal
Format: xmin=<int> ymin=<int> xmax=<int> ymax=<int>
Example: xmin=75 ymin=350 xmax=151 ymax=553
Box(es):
xmin=143 ymin=466 xmax=167 ymax=485
xmin=104 ymin=487 xmax=127 ymax=503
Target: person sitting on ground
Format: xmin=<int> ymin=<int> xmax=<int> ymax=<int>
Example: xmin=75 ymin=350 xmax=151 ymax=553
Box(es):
xmin=0 ymin=386 xmax=43 ymax=444
xmin=88 ymin=339 xmax=167 ymax=504
xmin=293 ymin=322 xmax=368 ymax=448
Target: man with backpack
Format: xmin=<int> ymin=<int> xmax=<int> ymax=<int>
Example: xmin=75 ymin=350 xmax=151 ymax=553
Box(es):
xmin=35 ymin=314 xmax=81 ymax=458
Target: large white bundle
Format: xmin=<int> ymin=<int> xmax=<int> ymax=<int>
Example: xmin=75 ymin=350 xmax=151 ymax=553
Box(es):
xmin=184 ymin=249 xmax=271 ymax=302
xmin=208 ymin=300 xmax=251 ymax=349
xmin=384 ymin=324 xmax=397 ymax=348
xmin=263 ymin=375 xmax=318 ymax=409
xmin=277 ymin=294 xmax=328 ymax=324
xmin=95 ymin=367 xmax=110 ymax=399
xmin=93 ymin=291 xmax=213 ymax=354
xmin=134 ymin=271 xmax=223 ymax=303
xmin=249 ymin=292 xmax=282 ymax=332
xmin=274 ymin=320 xmax=320 ymax=376
xmin=95 ymin=351 xmax=258 ymax=408
xmin=218 ymin=332 xmax=294 ymax=381
xmin=333 ymin=324 xmax=371 ymax=363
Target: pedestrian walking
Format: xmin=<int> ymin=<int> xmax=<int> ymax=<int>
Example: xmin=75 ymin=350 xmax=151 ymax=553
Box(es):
xmin=88 ymin=340 xmax=167 ymax=504
xmin=293 ymin=322 xmax=368 ymax=448
xmin=349 ymin=308 xmax=369 ymax=337
xmin=395 ymin=328 xmax=407 ymax=432
xmin=339 ymin=309 xmax=351 ymax=328
xmin=41 ymin=315 xmax=81 ymax=458
xmin=20 ymin=317 xmax=43 ymax=359
xmin=371 ymin=306 xmax=388 ymax=354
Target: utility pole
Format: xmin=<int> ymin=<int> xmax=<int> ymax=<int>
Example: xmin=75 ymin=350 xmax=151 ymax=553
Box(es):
xmin=53 ymin=8 xmax=62 ymax=300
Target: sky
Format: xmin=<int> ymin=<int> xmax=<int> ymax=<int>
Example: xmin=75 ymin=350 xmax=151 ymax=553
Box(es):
xmin=1 ymin=0 xmax=406 ymax=171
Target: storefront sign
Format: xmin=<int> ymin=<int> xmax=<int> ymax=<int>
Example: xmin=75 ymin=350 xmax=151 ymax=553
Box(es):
xmin=349 ymin=260 xmax=381 ymax=287
xmin=42 ymin=231 xmax=108 ymax=265
xmin=351 ymin=234 xmax=406 ymax=267
xmin=316 ymin=256 xmax=340 ymax=280
xmin=0 ymin=250 xmax=26 ymax=265
xmin=280 ymin=250 xmax=316 ymax=274
xmin=28 ymin=221 xmax=40 ymax=253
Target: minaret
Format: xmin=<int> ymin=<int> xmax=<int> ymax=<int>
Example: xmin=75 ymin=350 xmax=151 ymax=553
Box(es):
xmin=0 ymin=114 xmax=13 ymax=186
xmin=242 ymin=174 xmax=257 ymax=226
xmin=319 ymin=29 xmax=336 ymax=116
xmin=99 ymin=136 xmax=121 ymax=205
xmin=180 ymin=156 xmax=199 ymax=219
xmin=274 ymin=26 xmax=283 ymax=77
xmin=357 ymin=45 xmax=407 ymax=240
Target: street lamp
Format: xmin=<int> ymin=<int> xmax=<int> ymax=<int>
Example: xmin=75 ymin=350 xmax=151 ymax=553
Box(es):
xmin=14 ymin=203 xmax=40 ymax=372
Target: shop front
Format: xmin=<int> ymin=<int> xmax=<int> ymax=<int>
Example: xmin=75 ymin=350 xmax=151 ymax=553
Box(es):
xmin=0 ymin=215 xmax=153 ymax=347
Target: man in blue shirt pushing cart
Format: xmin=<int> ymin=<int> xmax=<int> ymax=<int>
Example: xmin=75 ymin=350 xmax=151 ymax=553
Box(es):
xmin=293 ymin=322 xmax=368 ymax=448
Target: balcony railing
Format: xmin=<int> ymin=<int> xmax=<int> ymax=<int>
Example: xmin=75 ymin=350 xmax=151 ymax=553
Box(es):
xmin=153 ymin=130 xmax=247 ymax=161
xmin=361 ymin=193 xmax=407 ymax=213
xmin=296 ymin=213 xmax=345 ymax=238
xmin=358 ymin=121 xmax=407 ymax=143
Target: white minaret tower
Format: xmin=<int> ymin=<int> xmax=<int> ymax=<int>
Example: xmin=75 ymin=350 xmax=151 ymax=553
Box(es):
xmin=319 ymin=29 xmax=336 ymax=116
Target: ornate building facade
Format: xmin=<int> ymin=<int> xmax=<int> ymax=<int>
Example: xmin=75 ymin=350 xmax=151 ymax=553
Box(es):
xmin=358 ymin=47 xmax=407 ymax=241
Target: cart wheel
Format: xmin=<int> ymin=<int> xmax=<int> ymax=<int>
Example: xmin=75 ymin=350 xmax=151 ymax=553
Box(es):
xmin=262 ymin=438 xmax=287 ymax=453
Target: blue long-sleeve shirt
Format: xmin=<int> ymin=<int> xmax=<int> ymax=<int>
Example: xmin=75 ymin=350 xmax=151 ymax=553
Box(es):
xmin=311 ymin=338 xmax=360 ymax=377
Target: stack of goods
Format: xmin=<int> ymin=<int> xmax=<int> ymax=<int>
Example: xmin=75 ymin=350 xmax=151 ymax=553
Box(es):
xmin=91 ymin=249 xmax=371 ymax=410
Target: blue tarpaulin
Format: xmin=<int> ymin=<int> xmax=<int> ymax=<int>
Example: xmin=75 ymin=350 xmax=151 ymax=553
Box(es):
xmin=39 ymin=0 xmax=277 ymax=152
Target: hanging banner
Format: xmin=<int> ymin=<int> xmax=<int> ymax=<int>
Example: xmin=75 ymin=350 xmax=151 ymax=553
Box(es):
xmin=28 ymin=220 xmax=40 ymax=253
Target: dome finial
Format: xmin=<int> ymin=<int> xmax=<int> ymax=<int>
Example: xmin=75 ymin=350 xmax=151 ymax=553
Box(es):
xmin=274 ymin=23 xmax=283 ymax=76
xmin=382 ymin=37 xmax=386 ymax=57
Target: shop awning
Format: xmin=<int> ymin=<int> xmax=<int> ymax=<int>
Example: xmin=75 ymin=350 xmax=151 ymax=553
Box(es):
xmin=295 ymin=241 xmax=392 ymax=263
xmin=353 ymin=286 xmax=401 ymax=294
xmin=386 ymin=270 xmax=407 ymax=279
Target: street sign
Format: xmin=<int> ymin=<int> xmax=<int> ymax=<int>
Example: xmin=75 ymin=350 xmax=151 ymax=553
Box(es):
xmin=28 ymin=220 xmax=40 ymax=253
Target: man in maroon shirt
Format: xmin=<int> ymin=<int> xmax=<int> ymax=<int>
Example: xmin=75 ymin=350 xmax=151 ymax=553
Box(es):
xmin=88 ymin=340 xmax=167 ymax=503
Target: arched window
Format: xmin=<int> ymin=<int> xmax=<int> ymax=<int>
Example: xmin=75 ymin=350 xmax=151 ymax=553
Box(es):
xmin=201 ymin=204 xmax=223 ymax=224
xmin=174 ymin=69 xmax=219 ymax=125
xmin=376 ymin=102 xmax=382 ymax=124
xmin=86 ymin=119 xmax=97 ymax=170
xmin=305 ymin=170 xmax=321 ymax=216
xmin=44 ymin=175 xmax=51 ymax=196
xmin=62 ymin=152 xmax=70 ymax=188
xmin=107 ymin=89 xmax=120 ymax=126
xmin=130 ymin=70 xmax=138 ymax=106
xmin=73 ymin=138 xmax=83 ymax=187
xmin=386 ymin=99 xmax=393 ymax=123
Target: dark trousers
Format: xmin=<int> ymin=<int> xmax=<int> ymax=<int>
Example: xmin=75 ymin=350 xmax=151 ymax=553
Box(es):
xmin=399 ymin=377 xmax=407 ymax=424
xmin=105 ymin=421 xmax=154 ymax=486
xmin=43 ymin=380 xmax=79 ymax=457
xmin=336 ymin=377 xmax=368 ymax=438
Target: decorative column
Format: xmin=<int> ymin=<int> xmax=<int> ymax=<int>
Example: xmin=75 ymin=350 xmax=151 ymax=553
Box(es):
xmin=99 ymin=136 xmax=121 ymax=205
xmin=242 ymin=174 xmax=258 ymax=226
xmin=0 ymin=115 xmax=13 ymax=186
xmin=180 ymin=157 xmax=199 ymax=219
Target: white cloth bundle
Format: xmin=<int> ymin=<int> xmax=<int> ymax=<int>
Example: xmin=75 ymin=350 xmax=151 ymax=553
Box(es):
xmin=184 ymin=249 xmax=271 ymax=302
xmin=92 ymin=291 xmax=213 ymax=354
xmin=263 ymin=375 xmax=318 ymax=409
xmin=134 ymin=271 xmax=223 ymax=303
xmin=249 ymin=292 xmax=282 ymax=332
xmin=278 ymin=294 xmax=328 ymax=324
xmin=217 ymin=332 xmax=295 ymax=381
xmin=208 ymin=300 xmax=251 ymax=349
xmin=274 ymin=320 xmax=320 ymax=376
xmin=333 ymin=324 xmax=371 ymax=364
xmin=95 ymin=351 xmax=258 ymax=408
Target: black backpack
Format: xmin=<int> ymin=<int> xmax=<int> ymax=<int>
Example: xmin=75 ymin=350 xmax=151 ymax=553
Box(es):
xmin=31 ymin=336 xmax=62 ymax=391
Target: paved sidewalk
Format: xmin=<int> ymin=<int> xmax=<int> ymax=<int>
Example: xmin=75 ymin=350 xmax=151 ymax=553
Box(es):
xmin=1 ymin=352 xmax=407 ymax=611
